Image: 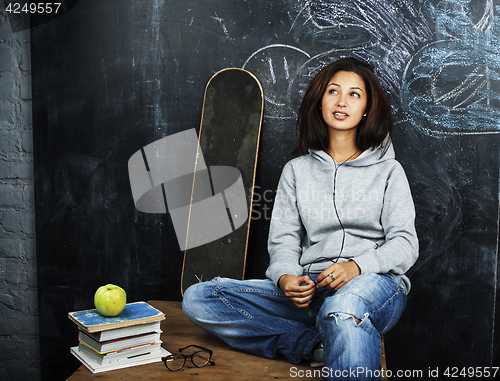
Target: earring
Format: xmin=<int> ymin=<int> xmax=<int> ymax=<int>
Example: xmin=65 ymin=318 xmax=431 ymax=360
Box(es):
xmin=363 ymin=114 xmax=366 ymax=116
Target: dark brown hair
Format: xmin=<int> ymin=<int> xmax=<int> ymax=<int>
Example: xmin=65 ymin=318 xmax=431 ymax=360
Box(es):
xmin=292 ymin=57 xmax=393 ymax=157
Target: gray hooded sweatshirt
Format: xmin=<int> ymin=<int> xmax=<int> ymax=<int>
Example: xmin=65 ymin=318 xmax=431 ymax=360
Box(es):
xmin=266 ymin=141 xmax=418 ymax=291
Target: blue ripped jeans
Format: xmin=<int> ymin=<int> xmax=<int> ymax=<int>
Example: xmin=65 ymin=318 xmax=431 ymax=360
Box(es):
xmin=182 ymin=273 xmax=407 ymax=381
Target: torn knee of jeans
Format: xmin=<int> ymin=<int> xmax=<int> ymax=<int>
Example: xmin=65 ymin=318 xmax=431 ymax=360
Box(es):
xmin=328 ymin=312 xmax=369 ymax=326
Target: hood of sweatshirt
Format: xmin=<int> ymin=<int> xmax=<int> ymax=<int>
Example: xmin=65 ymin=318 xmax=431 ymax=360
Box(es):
xmin=308 ymin=138 xmax=395 ymax=168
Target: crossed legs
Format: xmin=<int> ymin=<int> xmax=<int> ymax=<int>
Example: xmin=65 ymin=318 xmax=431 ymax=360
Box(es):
xmin=182 ymin=273 xmax=407 ymax=380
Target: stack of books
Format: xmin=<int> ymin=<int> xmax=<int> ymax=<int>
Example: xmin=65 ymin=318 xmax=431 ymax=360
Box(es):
xmin=68 ymin=301 xmax=170 ymax=373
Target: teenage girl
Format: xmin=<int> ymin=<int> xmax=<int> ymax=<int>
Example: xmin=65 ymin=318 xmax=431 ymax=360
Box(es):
xmin=183 ymin=57 xmax=418 ymax=381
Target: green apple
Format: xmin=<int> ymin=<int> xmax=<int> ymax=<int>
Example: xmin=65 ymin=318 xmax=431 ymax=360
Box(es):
xmin=94 ymin=284 xmax=127 ymax=317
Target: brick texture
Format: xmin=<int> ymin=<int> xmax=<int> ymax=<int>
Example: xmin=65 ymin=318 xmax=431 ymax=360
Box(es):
xmin=0 ymin=5 xmax=40 ymax=381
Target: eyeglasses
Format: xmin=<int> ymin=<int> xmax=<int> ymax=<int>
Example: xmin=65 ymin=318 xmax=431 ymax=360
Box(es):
xmin=162 ymin=345 xmax=215 ymax=371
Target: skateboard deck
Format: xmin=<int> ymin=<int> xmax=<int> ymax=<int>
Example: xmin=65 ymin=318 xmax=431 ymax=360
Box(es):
xmin=181 ymin=68 xmax=263 ymax=295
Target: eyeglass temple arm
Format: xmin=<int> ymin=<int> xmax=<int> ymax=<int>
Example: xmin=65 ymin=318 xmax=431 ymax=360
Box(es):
xmin=179 ymin=344 xmax=213 ymax=354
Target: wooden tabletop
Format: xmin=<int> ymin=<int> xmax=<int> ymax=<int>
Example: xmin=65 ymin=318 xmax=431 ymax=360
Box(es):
xmin=68 ymin=300 xmax=321 ymax=380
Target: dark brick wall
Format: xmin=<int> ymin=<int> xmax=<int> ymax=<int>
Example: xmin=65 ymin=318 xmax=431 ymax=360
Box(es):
xmin=0 ymin=7 xmax=40 ymax=381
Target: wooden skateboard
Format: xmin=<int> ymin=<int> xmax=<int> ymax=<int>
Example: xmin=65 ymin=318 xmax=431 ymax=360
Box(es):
xmin=181 ymin=68 xmax=263 ymax=295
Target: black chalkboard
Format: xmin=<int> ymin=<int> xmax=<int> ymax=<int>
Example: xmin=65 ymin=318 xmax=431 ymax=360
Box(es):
xmin=31 ymin=0 xmax=500 ymax=379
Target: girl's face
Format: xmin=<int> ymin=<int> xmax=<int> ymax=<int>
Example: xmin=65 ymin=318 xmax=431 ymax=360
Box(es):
xmin=321 ymin=71 xmax=367 ymax=133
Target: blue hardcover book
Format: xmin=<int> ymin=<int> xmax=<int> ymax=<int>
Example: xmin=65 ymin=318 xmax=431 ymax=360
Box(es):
xmin=68 ymin=302 xmax=165 ymax=333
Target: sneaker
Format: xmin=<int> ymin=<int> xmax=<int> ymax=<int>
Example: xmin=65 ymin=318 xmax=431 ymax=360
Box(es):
xmin=310 ymin=342 xmax=324 ymax=367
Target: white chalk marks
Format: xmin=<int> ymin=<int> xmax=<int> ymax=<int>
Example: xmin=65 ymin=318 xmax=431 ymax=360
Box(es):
xmin=243 ymin=45 xmax=310 ymax=119
xmin=402 ymin=0 xmax=500 ymax=136
xmin=239 ymin=0 xmax=498 ymax=135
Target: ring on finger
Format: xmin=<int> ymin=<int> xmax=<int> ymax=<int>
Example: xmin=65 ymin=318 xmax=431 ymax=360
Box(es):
xmin=329 ymin=273 xmax=335 ymax=282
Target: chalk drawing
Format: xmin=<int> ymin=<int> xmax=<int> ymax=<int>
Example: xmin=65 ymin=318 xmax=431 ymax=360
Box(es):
xmin=212 ymin=15 xmax=235 ymax=42
xmin=243 ymin=44 xmax=310 ymax=120
xmin=243 ymin=0 xmax=431 ymax=121
xmin=284 ymin=0 xmax=432 ymax=108
xmin=402 ymin=0 xmax=500 ymax=136
xmin=238 ymin=0 xmax=498 ymax=136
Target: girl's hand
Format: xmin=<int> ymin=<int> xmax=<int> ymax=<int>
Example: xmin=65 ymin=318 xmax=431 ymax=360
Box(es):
xmin=315 ymin=261 xmax=361 ymax=291
xmin=278 ymin=274 xmax=316 ymax=308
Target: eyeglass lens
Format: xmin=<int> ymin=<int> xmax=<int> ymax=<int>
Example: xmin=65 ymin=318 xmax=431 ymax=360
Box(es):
xmin=192 ymin=351 xmax=211 ymax=367
xmin=165 ymin=354 xmax=185 ymax=371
